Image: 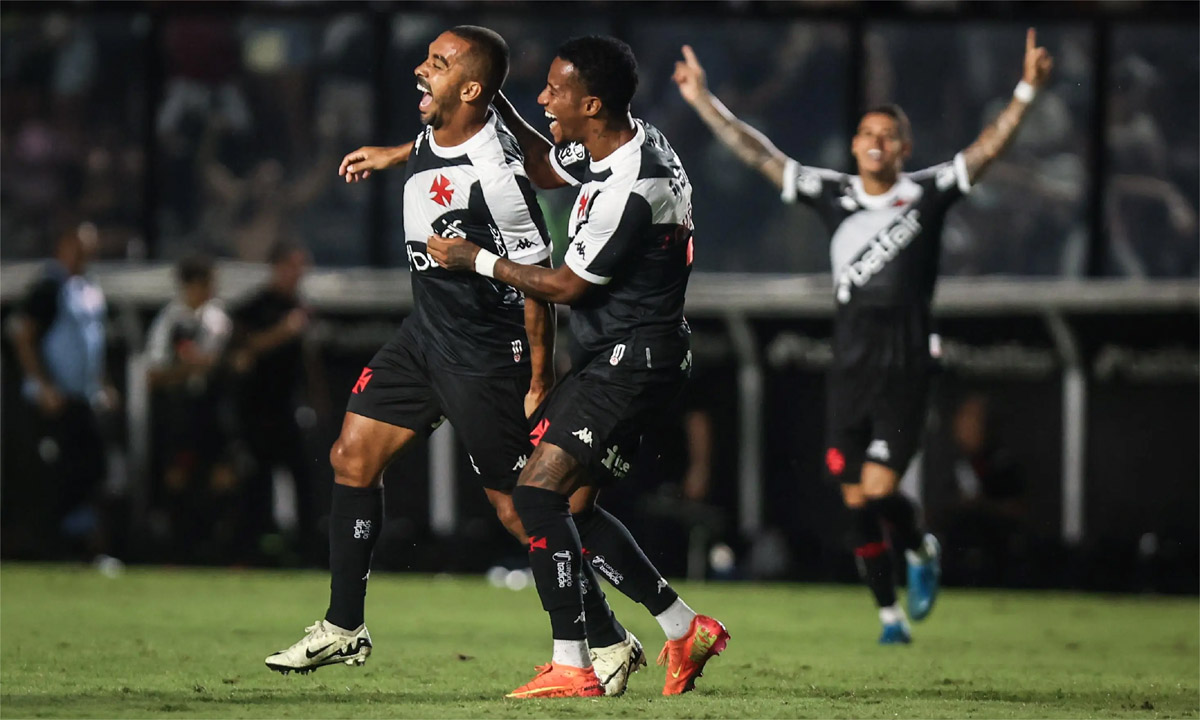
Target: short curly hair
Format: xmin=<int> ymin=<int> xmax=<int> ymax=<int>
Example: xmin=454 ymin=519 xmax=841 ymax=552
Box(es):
xmin=556 ymin=35 xmax=638 ymax=118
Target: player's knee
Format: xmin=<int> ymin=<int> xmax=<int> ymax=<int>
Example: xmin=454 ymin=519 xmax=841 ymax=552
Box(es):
xmin=329 ymin=437 xmax=378 ymax=488
xmin=494 ymin=502 xmax=527 ymax=543
xmin=842 ymin=482 xmax=867 ymax=509
xmin=861 ymin=463 xmax=899 ymax=499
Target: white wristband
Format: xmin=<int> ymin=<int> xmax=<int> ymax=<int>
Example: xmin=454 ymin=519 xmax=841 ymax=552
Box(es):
xmin=1013 ymin=80 xmax=1037 ymax=104
xmin=475 ymin=249 xmax=500 ymax=278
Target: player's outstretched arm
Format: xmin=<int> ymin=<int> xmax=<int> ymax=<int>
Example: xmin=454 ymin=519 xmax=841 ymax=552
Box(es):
xmin=338 ymin=143 xmax=413 ymax=183
xmin=960 ymin=28 xmax=1054 ymax=184
xmin=427 ymin=234 xmax=590 ymax=304
xmin=523 ymin=260 xmax=557 ymax=417
xmin=493 ymin=92 xmax=569 ymax=190
xmin=673 ymin=45 xmax=790 ymax=190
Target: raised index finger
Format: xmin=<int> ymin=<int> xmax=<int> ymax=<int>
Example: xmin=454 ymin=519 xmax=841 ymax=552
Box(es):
xmin=1026 ymin=27 xmax=1037 ymax=53
xmin=682 ymin=44 xmax=700 ymax=69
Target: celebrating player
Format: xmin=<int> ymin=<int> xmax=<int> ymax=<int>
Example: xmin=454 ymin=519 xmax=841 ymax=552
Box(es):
xmin=672 ymin=29 xmax=1053 ymax=643
xmin=264 ymin=25 xmax=630 ymax=677
xmin=429 ymin=35 xmax=730 ymax=698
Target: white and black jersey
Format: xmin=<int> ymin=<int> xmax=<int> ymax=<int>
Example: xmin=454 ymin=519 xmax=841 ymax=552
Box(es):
xmin=781 ymin=155 xmax=971 ymax=370
xmin=401 ymin=110 xmax=551 ymax=376
xmin=550 ymin=121 xmax=695 ymax=369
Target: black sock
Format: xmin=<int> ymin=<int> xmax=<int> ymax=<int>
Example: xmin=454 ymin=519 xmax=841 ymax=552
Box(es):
xmin=580 ymin=560 xmax=626 ymax=648
xmin=574 ymin=506 xmax=679 ymax=616
xmin=512 ymin=485 xmax=585 ymax=641
xmin=325 ymin=484 xmax=383 ymax=630
xmin=850 ymin=505 xmax=896 ymax=608
xmin=869 ymin=493 xmax=922 ymax=553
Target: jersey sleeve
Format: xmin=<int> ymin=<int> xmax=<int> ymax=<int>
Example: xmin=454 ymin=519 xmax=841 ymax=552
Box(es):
xmin=20 ymin=276 xmax=61 ymax=332
xmin=780 ymin=158 xmax=848 ymax=206
xmin=909 ymin=152 xmax=973 ymax=207
xmin=549 ymin=141 xmax=589 ymax=187
xmin=564 ymin=188 xmax=651 ymax=285
xmin=477 ymin=167 xmax=551 ymax=265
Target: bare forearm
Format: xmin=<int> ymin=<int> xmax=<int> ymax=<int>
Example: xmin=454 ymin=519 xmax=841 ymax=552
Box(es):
xmin=493 ymin=93 xmax=565 ymax=189
xmin=10 ymin=319 xmax=49 ymax=383
xmin=524 ymin=295 xmax=556 ymax=388
xmin=495 ymin=259 xmax=578 ymax=305
xmin=962 ymin=97 xmax=1032 ymax=183
xmin=690 ymin=91 xmax=788 ymax=188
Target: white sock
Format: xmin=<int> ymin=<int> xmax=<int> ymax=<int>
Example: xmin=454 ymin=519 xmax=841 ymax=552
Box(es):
xmin=654 ymin=597 xmax=697 ymax=641
xmin=552 ymin=639 xmax=591 ymax=668
xmin=879 ymin=603 xmax=907 ymax=626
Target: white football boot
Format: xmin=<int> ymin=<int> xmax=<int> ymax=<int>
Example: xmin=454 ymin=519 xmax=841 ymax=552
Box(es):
xmin=265 ymin=620 xmax=372 ymax=674
xmin=589 ymin=630 xmax=647 ymax=696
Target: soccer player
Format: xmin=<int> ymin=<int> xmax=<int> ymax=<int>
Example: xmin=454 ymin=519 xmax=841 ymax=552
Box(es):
xmin=428 ymin=35 xmax=730 ymax=698
xmin=672 ymin=30 xmax=1053 ymax=643
xmin=264 ymin=26 xmax=630 ymax=678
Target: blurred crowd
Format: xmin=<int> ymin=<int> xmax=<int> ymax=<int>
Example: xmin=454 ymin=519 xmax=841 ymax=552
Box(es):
xmin=2 ymin=8 xmax=1196 ymax=275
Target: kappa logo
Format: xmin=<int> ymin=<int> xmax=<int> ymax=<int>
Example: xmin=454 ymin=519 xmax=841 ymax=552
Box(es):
xmin=468 ymin=454 xmax=481 ymax=475
xmin=609 ymin=343 xmax=626 ymax=366
xmin=656 ymin=578 xmax=669 ymax=593
xmin=574 ymin=239 xmax=587 ymax=258
xmin=512 ymin=454 xmax=528 ymax=471
xmin=836 ymin=209 xmax=923 ymax=304
xmin=352 ymin=367 xmax=373 ymax=394
xmin=572 ymin=428 xmax=594 ymax=447
xmin=866 ymin=439 xmax=891 ymax=462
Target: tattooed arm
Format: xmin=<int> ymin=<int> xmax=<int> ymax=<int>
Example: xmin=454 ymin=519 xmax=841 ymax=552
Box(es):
xmin=961 ymin=28 xmax=1054 ymax=183
xmin=673 ymin=45 xmax=790 ymax=189
xmin=426 ymin=235 xmax=591 ymax=305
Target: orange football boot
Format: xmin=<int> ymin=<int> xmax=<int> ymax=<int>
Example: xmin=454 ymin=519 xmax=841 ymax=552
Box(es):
xmin=657 ymin=615 xmax=730 ymax=695
xmin=506 ymin=663 xmax=605 ymax=698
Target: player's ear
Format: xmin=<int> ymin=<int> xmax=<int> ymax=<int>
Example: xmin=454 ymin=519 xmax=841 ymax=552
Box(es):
xmin=582 ymin=95 xmax=603 ymax=119
xmin=461 ymin=80 xmax=484 ymax=104
xmin=901 ymin=141 xmax=913 ymax=160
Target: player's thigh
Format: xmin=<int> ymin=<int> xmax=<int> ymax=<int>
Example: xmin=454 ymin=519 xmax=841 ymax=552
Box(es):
xmin=539 ymin=366 xmax=686 ymax=487
xmin=824 ymin=369 xmax=871 ymax=487
xmin=864 ymin=371 xmax=930 ymax=482
xmin=434 ymin=371 xmax=532 ymax=492
xmin=331 ymin=412 xmax=419 ymax=486
xmin=517 ymin=441 xmax=586 ymax=494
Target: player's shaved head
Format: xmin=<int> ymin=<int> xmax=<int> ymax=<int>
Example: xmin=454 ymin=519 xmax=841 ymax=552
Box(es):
xmin=449 ymin=25 xmax=510 ymax=97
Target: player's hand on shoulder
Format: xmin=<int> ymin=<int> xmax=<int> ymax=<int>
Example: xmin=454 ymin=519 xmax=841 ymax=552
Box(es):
xmin=672 ymin=45 xmax=708 ymax=104
xmin=427 ymin=234 xmax=479 ymax=272
xmin=1023 ymin=28 xmax=1054 ymax=89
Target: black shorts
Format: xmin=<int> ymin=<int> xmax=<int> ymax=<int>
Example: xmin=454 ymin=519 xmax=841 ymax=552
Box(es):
xmin=345 ymin=318 xmax=532 ymax=491
xmin=530 ymin=349 xmax=690 ymax=485
xmin=824 ymin=366 xmax=930 ymax=485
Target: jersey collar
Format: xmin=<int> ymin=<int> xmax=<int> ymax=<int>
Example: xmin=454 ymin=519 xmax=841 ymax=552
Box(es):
xmin=588 ymin=120 xmax=645 ymax=174
xmin=427 ymin=110 xmax=497 ymax=159
xmin=849 ymin=174 xmax=918 ymax=210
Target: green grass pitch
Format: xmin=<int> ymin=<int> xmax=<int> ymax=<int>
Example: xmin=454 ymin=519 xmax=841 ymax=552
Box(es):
xmin=1 ymin=564 xmax=1196 ymax=718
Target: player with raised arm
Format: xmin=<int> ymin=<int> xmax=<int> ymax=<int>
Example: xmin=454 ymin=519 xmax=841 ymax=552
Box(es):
xmin=672 ymin=29 xmax=1053 ymax=644
xmin=264 ymin=25 xmax=630 ymax=678
xmin=429 ymin=35 xmax=729 ymax=698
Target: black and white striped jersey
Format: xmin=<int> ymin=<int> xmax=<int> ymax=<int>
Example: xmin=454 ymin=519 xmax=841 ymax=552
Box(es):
xmin=781 ymin=155 xmax=971 ymax=369
xmin=550 ymin=121 xmax=695 ymax=369
xmin=401 ymin=111 xmax=551 ymax=376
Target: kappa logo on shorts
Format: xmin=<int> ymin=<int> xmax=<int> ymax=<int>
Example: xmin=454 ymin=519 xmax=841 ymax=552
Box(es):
xmin=352 ymin=368 xmax=373 ymax=394
xmin=512 ymin=454 xmax=528 ymax=471
xmin=529 ymin=418 xmax=550 ymax=447
xmin=826 ymin=447 xmax=846 ymax=476
xmin=867 ymin=439 xmax=891 ymax=462
xmin=572 ymin=428 xmax=594 ymax=447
